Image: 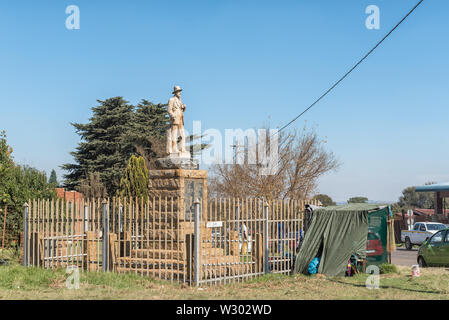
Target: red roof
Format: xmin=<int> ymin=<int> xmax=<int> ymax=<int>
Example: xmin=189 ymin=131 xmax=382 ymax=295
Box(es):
xmin=413 ymin=208 xmax=449 ymax=216
xmin=55 ymin=188 xmax=83 ymax=201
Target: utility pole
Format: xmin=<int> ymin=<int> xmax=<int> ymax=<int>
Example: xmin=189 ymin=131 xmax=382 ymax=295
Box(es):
xmin=230 ymin=143 xmax=243 ymax=165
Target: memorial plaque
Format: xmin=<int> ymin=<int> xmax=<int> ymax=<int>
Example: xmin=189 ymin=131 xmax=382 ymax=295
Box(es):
xmin=184 ymin=178 xmax=204 ymax=220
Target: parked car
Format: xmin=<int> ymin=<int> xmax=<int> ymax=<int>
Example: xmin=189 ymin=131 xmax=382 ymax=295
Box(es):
xmin=401 ymin=222 xmax=447 ymax=250
xmin=366 ymin=230 xmax=384 ymax=257
xmin=418 ymin=228 xmax=449 ymax=267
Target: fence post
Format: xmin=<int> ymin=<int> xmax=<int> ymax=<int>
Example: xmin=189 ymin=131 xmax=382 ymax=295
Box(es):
xmin=194 ymin=199 xmax=201 ymax=286
xmin=263 ymin=201 xmax=270 ymax=274
xmin=119 ymin=205 xmax=123 ymax=233
xmin=102 ymin=200 xmax=109 ymax=272
xmin=84 ymin=205 xmax=89 ymax=233
xmin=23 ymin=203 xmax=29 ymax=267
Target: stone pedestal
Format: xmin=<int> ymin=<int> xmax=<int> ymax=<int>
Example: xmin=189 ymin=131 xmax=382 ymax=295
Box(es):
xmin=156 ymin=157 xmax=199 ymax=170
xmin=148 ymin=168 xmax=207 ymax=221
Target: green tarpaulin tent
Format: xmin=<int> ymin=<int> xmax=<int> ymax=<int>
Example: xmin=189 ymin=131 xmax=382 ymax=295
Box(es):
xmin=293 ymin=203 xmax=392 ymax=277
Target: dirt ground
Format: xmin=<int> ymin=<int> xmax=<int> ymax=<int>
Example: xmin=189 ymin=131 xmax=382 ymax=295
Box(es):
xmin=391 ymin=248 xmax=418 ymax=267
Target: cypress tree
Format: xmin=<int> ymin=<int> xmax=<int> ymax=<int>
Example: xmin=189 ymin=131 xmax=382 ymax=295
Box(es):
xmin=124 ymin=99 xmax=169 ymax=162
xmin=48 ymin=169 xmax=58 ymax=186
xmin=62 ymin=97 xmax=135 ymax=195
xmin=118 ymin=155 xmax=149 ymax=200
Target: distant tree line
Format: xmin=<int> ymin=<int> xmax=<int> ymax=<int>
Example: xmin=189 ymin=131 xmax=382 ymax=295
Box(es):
xmin=311 ymin=195 xmax=369 ymax=207
xmin=348 ymin=197 xmax=369 ymax=204
xmin=310 ymin=184 xmax=445 ymax=211
xmin=313 ymin=194 xmax=336 ymax=207
xmin=312 ymin=183 xmax=446 ymax=212
xmin=391 ymin=182 xmax=449 ymax=212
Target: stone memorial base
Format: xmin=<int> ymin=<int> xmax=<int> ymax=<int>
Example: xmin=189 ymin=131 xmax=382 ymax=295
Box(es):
xmin=143 ymin=164 xmax=208 ymax=280
xmin=149 ymin=153 xmax=207 ymax=221
xmin=156 ymin=155 xmax=199 ymax=170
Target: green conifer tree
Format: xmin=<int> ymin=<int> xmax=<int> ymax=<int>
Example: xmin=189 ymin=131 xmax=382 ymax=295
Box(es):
xmin=62 ymin=97 xmax=135 ymax=195
xmin=63 ymin=96 xmax=208 ymax=196
xmin=48 ymin=169 xmax=58 ymax=187
xmin=118 ymin=155 xmax=149 ymax=200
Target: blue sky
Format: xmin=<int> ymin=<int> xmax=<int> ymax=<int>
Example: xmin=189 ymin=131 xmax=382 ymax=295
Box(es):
xmin=0 ymin=0 xmax=447 ymax=202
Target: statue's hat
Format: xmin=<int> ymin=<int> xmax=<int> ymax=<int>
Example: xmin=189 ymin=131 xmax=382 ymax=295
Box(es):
xmin=172 ymin=86 xmax=182 ymax=94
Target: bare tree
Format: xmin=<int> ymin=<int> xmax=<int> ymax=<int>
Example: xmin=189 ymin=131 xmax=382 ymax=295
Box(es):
xmin=135 ymin=136 xmax=166 ymax=170
xmin=209 ymin=127 xmax=340 ymax=201
xmin=77 ymin=172 xmax=108 ymax=198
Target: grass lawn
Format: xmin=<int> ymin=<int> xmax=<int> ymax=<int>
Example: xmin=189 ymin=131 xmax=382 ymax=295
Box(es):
xmin=1 ymin=264 xmax=449 ymax=299
xmin=2 ymin=248 xmax=449 ymax=300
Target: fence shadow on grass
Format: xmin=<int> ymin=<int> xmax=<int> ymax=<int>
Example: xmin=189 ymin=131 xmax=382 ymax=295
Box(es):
xmin=327 ymin=277 xmax=446 ymax=295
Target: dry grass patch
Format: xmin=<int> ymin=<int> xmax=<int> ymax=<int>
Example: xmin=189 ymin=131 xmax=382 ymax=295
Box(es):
xmin=0 ymin=265 xmax=449 ymax=300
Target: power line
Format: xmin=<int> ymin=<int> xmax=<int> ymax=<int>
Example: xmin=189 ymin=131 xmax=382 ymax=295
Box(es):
xmin=277 ymin=0 xmax=424 ymax=134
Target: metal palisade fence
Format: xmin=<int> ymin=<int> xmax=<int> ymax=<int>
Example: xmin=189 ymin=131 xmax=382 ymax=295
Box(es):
xmin=22 ymin=197 xmax=319 ymax=286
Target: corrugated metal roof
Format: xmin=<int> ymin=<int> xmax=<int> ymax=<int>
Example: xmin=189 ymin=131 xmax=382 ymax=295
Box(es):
xmin=315 ymin=203 xmax=388 ymax=212
xmin=416 ymin=182 xmax=449 ymax=192
xmin=413 ymin=208 xmax=449 ymax=216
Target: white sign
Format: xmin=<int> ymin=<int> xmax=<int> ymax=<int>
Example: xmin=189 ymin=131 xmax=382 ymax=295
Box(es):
xmin=207 ymin=221 xmax=223 ymax=228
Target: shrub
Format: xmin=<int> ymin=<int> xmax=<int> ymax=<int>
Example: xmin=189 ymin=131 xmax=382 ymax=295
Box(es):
xmin=118 ymin=155 xmax=149 ymax=199
xmin=379 ymin=263 xmax=398 ymax=274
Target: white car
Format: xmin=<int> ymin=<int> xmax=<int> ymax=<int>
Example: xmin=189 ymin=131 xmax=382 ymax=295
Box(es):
xmin=401 ymin=222 xmax=447 ymax=250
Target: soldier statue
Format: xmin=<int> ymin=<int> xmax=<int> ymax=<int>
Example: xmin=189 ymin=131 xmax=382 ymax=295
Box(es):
xmin=167 ymin=85 xmax=188 ymax=157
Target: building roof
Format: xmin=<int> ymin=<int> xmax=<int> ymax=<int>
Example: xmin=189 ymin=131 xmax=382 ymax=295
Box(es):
xmin=416 ymin=182 xmax=449 ymax=193
xmin=413 ymin=208 xmax=449 ymax=216
xmin=55 ymin=188 xmax=83 ymax=201
xmin=316 ymin=203 xmax=389 ymax=212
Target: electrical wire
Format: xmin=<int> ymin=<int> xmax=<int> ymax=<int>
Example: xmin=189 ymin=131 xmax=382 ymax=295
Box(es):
xmin=276 ymin=0 xmax=425 ymax=134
